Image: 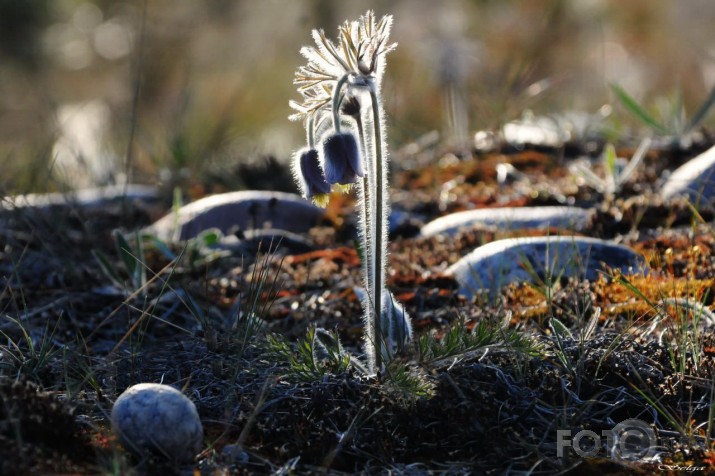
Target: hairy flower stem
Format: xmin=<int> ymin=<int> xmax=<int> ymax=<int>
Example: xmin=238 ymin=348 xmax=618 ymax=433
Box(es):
xmin=331 ymin=74 xmax=351 ymax=134
xmin=307 ymin=114 xmax=315 ymax=148
xmin=368 ymin=84 xmax=385 ymax=373
xmin=330 ymin=73 xmax=382 ymax=373
xmin=355 ymin=116 xmax=374 ymax=345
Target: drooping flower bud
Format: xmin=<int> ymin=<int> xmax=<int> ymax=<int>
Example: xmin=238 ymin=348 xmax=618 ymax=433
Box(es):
xmin=340 ymin=95 xmax=361 ymax=119
xmin=293 ymin=147 xmax=331 ymax=207
xmin=321 ymin=132 xmax=364 ymax=185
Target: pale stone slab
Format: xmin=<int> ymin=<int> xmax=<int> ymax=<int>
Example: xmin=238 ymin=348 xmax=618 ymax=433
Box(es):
xmin=661 ymin=144 xmax=715 ymax=204
xmin=145 ymin=190 xmax=325 ymax=241
xmin=421 ymin=206 xmax=593 ymax=237
xmin=446 ymin=236 xmax=646 ymax=300
xmin=1 ymin=184 xmax=158 ymax=210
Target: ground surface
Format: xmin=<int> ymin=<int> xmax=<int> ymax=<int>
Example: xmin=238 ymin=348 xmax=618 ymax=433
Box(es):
xmin=2 ymin=136 xmax=715 ymax=474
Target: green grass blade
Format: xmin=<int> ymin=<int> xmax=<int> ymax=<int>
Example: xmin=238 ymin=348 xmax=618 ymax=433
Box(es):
xmin=147 ymin=235 xmax=177 ymax=261
xmin=628 ymin=380 xmax=684 ymax=434
xmin=687 ymin=82 xmax=715 ymax=133
xmin=92 ymin=249 xmax=123 ymax=287
xmin=618 ymin=137 xmax=651 ymax=186
xmin=610 ymin=83 xmax=667 ymax=133
xmin=615 ymin=275 xmax=661 ymax=315
xmin=112 ymin=229 xmax=147 ymax=288
xmin=134 ymin=230 xmax=146 ymax=287
xmin=113 ymin=229 xmax=138 ymax=281
xmin=604 ymin=143 xmax=617 ymax=176
xmin=549 ymin=317 xmax=574 ymax=341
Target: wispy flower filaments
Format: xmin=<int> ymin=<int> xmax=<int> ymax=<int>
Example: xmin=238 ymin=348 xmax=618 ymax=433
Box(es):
xmin=289 ymin=10 xmax=396 ymax=123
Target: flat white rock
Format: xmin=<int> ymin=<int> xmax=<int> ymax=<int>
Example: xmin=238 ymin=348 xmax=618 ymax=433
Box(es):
xmin=420 ymin=206 xmax=593 ymax=237
xmin=446 ymin=236 xmax=646 ymax=300
xmin=661 ymin=144 xmax=715 ymax=204
xmin=1 ymin=184 xmax=158 ymax=210
xmin=111 ymin=383 xmax=203 ymax=462
xmin=145 ymin=190 xmax=324 ymax=241
xmin=502 ymin=115 xmax=567 ymax=147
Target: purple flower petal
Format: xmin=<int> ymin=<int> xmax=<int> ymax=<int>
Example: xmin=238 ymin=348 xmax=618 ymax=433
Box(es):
xmin=299 ymin=148 xmax=331 ymax=195
xmin=322 ymin=133 xmax=363 ymax=185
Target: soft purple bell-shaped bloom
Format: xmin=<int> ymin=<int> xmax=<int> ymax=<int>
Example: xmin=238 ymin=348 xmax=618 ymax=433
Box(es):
xmin=293 ymin=147 xmax=331 ymax=206
xmin=321 ymin=132 xmax=364 ymax=185
xmin=299 ymin=148 xmax=331 ymax=195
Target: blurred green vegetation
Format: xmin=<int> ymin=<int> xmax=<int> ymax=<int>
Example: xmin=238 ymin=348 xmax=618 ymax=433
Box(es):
xmin=0 ymin=0 xmax=714 ymax=194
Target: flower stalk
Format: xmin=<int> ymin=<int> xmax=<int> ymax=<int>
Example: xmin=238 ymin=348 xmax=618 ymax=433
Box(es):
xmin=367 ymin=83 xmax=386 ymax=371
xmin=289 ymin=10 xmax=411 ymax=374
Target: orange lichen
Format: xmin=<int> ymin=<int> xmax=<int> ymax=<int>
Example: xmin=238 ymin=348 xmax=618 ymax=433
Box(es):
xmin=503 ymin=275 xmax=715 ymax=324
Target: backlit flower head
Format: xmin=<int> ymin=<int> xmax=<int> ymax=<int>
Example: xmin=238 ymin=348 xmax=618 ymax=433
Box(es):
xmin=289 ymin=10 xmax=396 ymax=123
xmin=321 ymin=132 xmax=363 ymax=185
xmin=289 ymin=11 xmax=408 ymax=374
xmin=292 ymin=147 xmax=331 ymax=207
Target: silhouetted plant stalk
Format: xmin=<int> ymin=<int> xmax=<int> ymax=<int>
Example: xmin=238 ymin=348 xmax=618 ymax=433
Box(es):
xmin=289 ymin=11 xmax=412 ymax=374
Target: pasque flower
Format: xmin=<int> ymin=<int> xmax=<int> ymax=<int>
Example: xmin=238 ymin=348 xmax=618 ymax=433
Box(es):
xmin=289 ymin=11 xmax=410 ymax=374
xmin=321 ymin=132 xmax=363 ymax=185
xmin=293 ymin=147 xmax=331 ymax=206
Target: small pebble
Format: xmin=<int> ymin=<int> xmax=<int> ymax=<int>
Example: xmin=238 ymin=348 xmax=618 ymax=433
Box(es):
xmin=111 ymin=383 xmax=203 ymax=463
xmin=221 ymin=444 xmax=249 ymax=465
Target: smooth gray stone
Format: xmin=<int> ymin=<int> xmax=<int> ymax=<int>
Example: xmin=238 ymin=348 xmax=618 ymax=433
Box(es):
xmin=145 ymin=190 xmax=324 ymax=241
xmin=111 ymin=383 xmax=202 ymax=463
xmin=1 ymin=184 xmax=159 ymax=210
xmin=218 ymin=228 xmax=316 ymax=254
xmin=661 ymin=144 xmax=715 ymax=204
xmin=446 ymin=236 xmax=646 ymax=300
xmin=420 ymin=206 xmax=593 ymax=237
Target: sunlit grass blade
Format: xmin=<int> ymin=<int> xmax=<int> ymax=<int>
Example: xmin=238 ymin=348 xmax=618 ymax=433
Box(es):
xmin=628 ymin=377 xmax=685 ymax=435
xmin=147 ymin=235 xmax=177 ymax=261
xmin=549 ymin=316 xmax=573 ymax=341
xmin=615 ymin=274 xmax=661 ymax=314
xmin=92 ymin=248 xmax=123 ymax=287
xmin=618 ymin=137 xmax=651 ymax=186
xmin=687 ymin=81 xmax=715 ymax=133
xmin=610 ymin=83 xmax=667 ymax=133
xmin=113 ymin=229 xmax=146 ymax=288
xmin=603 ymin=143 xmax=617 ymax=192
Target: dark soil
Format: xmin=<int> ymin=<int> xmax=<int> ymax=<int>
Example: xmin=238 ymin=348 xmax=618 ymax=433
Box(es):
xmin=2 ymin=138 xmax=715 ymax=474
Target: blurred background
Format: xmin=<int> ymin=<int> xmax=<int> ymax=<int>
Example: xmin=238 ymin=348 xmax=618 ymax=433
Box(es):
xmin=1 ymin=0 xmax=714 ymax=195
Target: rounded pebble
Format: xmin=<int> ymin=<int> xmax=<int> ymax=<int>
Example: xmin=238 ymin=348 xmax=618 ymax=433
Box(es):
xmin=111 ymin=383 xmax=203 ymax=463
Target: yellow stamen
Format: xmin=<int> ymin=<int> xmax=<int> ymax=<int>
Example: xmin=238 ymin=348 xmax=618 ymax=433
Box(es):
xmin=312 ymin=193 xmax=331 ymax=208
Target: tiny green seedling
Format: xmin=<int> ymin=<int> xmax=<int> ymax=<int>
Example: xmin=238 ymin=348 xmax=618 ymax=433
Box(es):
xmin=569 ymin=138 xmax=651 ymax=199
